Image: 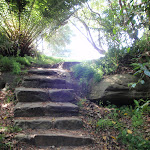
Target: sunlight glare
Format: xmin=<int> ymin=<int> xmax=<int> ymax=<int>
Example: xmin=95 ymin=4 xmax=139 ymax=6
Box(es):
xmin=67 ymin=36 xmax=102 ymax=61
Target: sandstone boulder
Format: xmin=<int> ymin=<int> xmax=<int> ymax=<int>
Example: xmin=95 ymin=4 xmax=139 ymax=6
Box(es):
xmin=88 ymin=74 xmax=150 ymax=105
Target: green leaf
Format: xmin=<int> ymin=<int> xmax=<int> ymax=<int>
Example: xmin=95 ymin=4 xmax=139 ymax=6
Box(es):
xmin=144 ymin=70 xmax=150 ymax=77
xmin=134 ymin=100 xmax=140 ymax=107
xmin=140 ymin=80 xmax=145 ymax=84
xmin=120 ymin=8 xmax=123 ymax=16
xmin=113 ymin=37 xmax=116 ymax=40
xmin=131 ymin=83 xmax=137 ymax=88
xmin=126 ymin=47 xmax=130 ymax=53
xmin=113 ymin=28 xmax=116 ymax=35
xmin=134 ymin=70 xmax=142 ymax=76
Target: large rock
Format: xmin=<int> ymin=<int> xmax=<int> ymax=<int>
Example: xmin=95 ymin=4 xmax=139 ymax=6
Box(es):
xmin=88 ymin=74 xmax=150 ymax=105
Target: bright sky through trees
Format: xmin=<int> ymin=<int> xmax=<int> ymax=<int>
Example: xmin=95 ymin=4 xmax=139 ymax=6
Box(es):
xmin=40 ymin=0 xmax=147 ymax=61
xmin=41 ymin=24 xmax=104 ymax=61
xmin=66 ymin=25 xmax=104 ymax=60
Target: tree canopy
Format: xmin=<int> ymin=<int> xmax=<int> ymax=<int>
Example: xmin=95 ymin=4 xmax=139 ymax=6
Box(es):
xmin=0 ymin=0 xmax=149 ymax=57
xmin=71 ymin=0 xmax=150 ymax=54
xmin=0 ymin=0 xmax=88 ymax=56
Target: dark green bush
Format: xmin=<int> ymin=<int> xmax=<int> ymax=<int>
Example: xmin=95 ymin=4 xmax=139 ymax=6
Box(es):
xmin=0 ymin=57 xmax=14 ymax=72
xmin=117 ymin=129 xmax=150 ymax=150
xmin=15 ymin=57 xmax=31 ymax=66
xmin=72 ymin=63 xmax=96 ymax=80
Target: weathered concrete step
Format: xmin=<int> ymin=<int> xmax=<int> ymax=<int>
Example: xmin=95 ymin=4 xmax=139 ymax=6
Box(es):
xmin=14 ymin=102 xmax=79 ymax=117
xmin=14 ymin=117 xmax=83 ymax=130
xmin=28 ymin=68 xmax=59 ymax=76
xmin=22 ymin=75 xmax=71 ymax=89
xmin=28 ymin=68 xmax=71 ymax=77
xmin=15 ymin=87 xmax=76 ymax=103
xmin=15 ymin=132 xmax=93 ymax=146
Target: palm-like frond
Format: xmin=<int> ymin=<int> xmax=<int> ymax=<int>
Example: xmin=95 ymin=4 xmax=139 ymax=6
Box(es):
xmin=0 ymin=0 xmax=47 ymax=56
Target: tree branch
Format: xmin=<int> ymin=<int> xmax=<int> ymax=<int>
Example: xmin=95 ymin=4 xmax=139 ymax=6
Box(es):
xmin=70 ymin=17 xmax=106 ymax=55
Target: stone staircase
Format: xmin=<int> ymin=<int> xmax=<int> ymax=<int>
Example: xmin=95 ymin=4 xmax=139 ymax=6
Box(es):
xmin=14 ymin=66 xmax=94 ymax=149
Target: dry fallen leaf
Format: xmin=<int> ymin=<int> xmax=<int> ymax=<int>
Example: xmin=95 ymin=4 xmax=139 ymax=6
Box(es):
xmin=112 ymin=121 xmax=116 ymax=124
xmin=103 ymin=136 xmax=107 ymax=141
xmin=127 ymin=129 xmax=132 ymax=134
xmin=111 ymin=136 xmax=117 ymax=140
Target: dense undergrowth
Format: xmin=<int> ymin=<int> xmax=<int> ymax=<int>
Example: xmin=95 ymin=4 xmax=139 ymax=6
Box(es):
xmin=0 ymin=54 xmax=63 ymax=74
xmin=98 ymin=99 xmax=150 ymax=149
xmin=79 ymin=98 xmax=150 ymax=150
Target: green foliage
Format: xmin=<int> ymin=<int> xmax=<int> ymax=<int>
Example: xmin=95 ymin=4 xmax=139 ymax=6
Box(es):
xmin=73 ymin=63 xmax=95 ymax=80
xmin=0 ymin=56 xmax=15 ymax=72
xmin=77 ymin=99 xmax=87 ymax=107
xmin=0 ymin=56 xmax=29 ymax=74
xmin=0 ymin=55 xmax=62 ymax=74
xmin=15 ymin=57 xmax=31 ymax=66
xmin=0 ymin=125 xmax=22 ymax=149
xmin=12 ymin=61 xmax=22 ymax=75
xmin=131 ymin=113 xmax=144 ymax=128
xmin=132 ymin=62 xmax=150 ymax=77
xmin=0 ymin=0 xmax=88 ymax=57
xmin=97 ymin=119 xmax=114 ymax=129
xmin=0 ymin=32 xmax=13 ymax=56
xmin=130 ymin=32 xmax=150 ymax=56
xmin=96 ymin=101 xmax=149 ymax=149
xmin=129 ymin=61 xmax=150 ymax=87
xmin=72 ymin=49 xmax=119 ymax=83
xmin=0 ymin=134 xmax=12 ymax=150
xmin=72 ymin=61 xmax=104 ymax=84
xmin=94 ymin=49 xmax=119 ymax=75
xmin=117 ymin=129 xmax=150 ymax=150
xmin=134 ymin=99 xmax=150 ymax=114
xmin=74 ymin=0 xmax=149 ymax=53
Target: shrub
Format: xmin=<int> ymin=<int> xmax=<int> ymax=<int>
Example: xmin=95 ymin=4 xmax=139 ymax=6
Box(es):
xmin=97 ymin=119 xmax=114 ymax=129
xmin=0 ymin=57 xmax=14 ymax=72
xmin=15 ymin=57 xmax=31 ymax=66
xmin=72 ymin=63 xmax=96 ymax=81
xmin=12 ymin=61 xmax=22 ymax=74
xmin=0 ymin=55 xmax=63 ymax=74
xmin=117 ymin=129 xmax=150 ymax=150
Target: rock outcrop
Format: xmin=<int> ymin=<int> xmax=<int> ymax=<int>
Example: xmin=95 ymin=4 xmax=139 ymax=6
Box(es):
xmin=88 ymin=74 xmax=150 ymax=105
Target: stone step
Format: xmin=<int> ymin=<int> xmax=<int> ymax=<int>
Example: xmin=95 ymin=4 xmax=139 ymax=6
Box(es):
xmin=15 ymin=87 xmax=76 ymax=103
xmin=28 ymin=68 xmax=70 ymax=78
xmin=28 ymin=68 xmax=59 ymax=76
xmin=22 ymin=75 xmax=71 ymax=89
xmin=14 ymin=102 xmax=79 ymax=117
xmin=15 ymin=130 xmax=93 ymax=146
xmin=14 ymin=117 xmax=83 ymax=130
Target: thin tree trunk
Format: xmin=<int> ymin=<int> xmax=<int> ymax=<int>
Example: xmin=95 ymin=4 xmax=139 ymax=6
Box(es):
xmin=71 ymin=17 xmax=106 ymax=55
